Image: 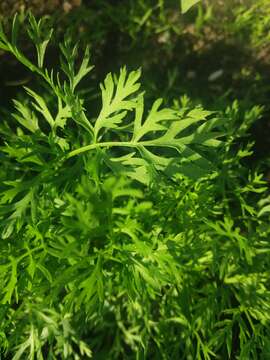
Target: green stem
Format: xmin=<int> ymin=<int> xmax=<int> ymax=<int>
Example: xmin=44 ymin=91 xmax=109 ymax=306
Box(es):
xmin=66 ymin=139 xmax=176 ymax=159
xmin=67 ymin=141 xmax=138 ymax=158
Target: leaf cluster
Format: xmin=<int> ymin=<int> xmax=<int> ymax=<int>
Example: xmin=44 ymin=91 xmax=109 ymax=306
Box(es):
xmin=0 ymin=13 xmax=269 ymax=360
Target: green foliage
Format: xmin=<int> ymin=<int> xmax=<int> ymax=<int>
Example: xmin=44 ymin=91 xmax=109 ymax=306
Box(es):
xmin=181 ymin=0 xmax=201 ymax=14
xmin=0 ymin=12 xmax=269 ymax=360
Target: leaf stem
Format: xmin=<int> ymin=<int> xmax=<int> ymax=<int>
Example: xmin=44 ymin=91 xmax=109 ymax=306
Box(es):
xmin=67 ymin=141 xmax=138 ymax=158
xmin=66 ymin=139 xmax=183 ymax=159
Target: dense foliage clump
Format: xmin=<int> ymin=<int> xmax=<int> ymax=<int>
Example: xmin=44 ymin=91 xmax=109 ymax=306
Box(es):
xmin=0 ymin=2 xmax=270 ymax=359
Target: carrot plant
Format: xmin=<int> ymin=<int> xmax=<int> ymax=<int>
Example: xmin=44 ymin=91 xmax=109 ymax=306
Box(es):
xmin=0 ymin=13 xmax=269 ymax=360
